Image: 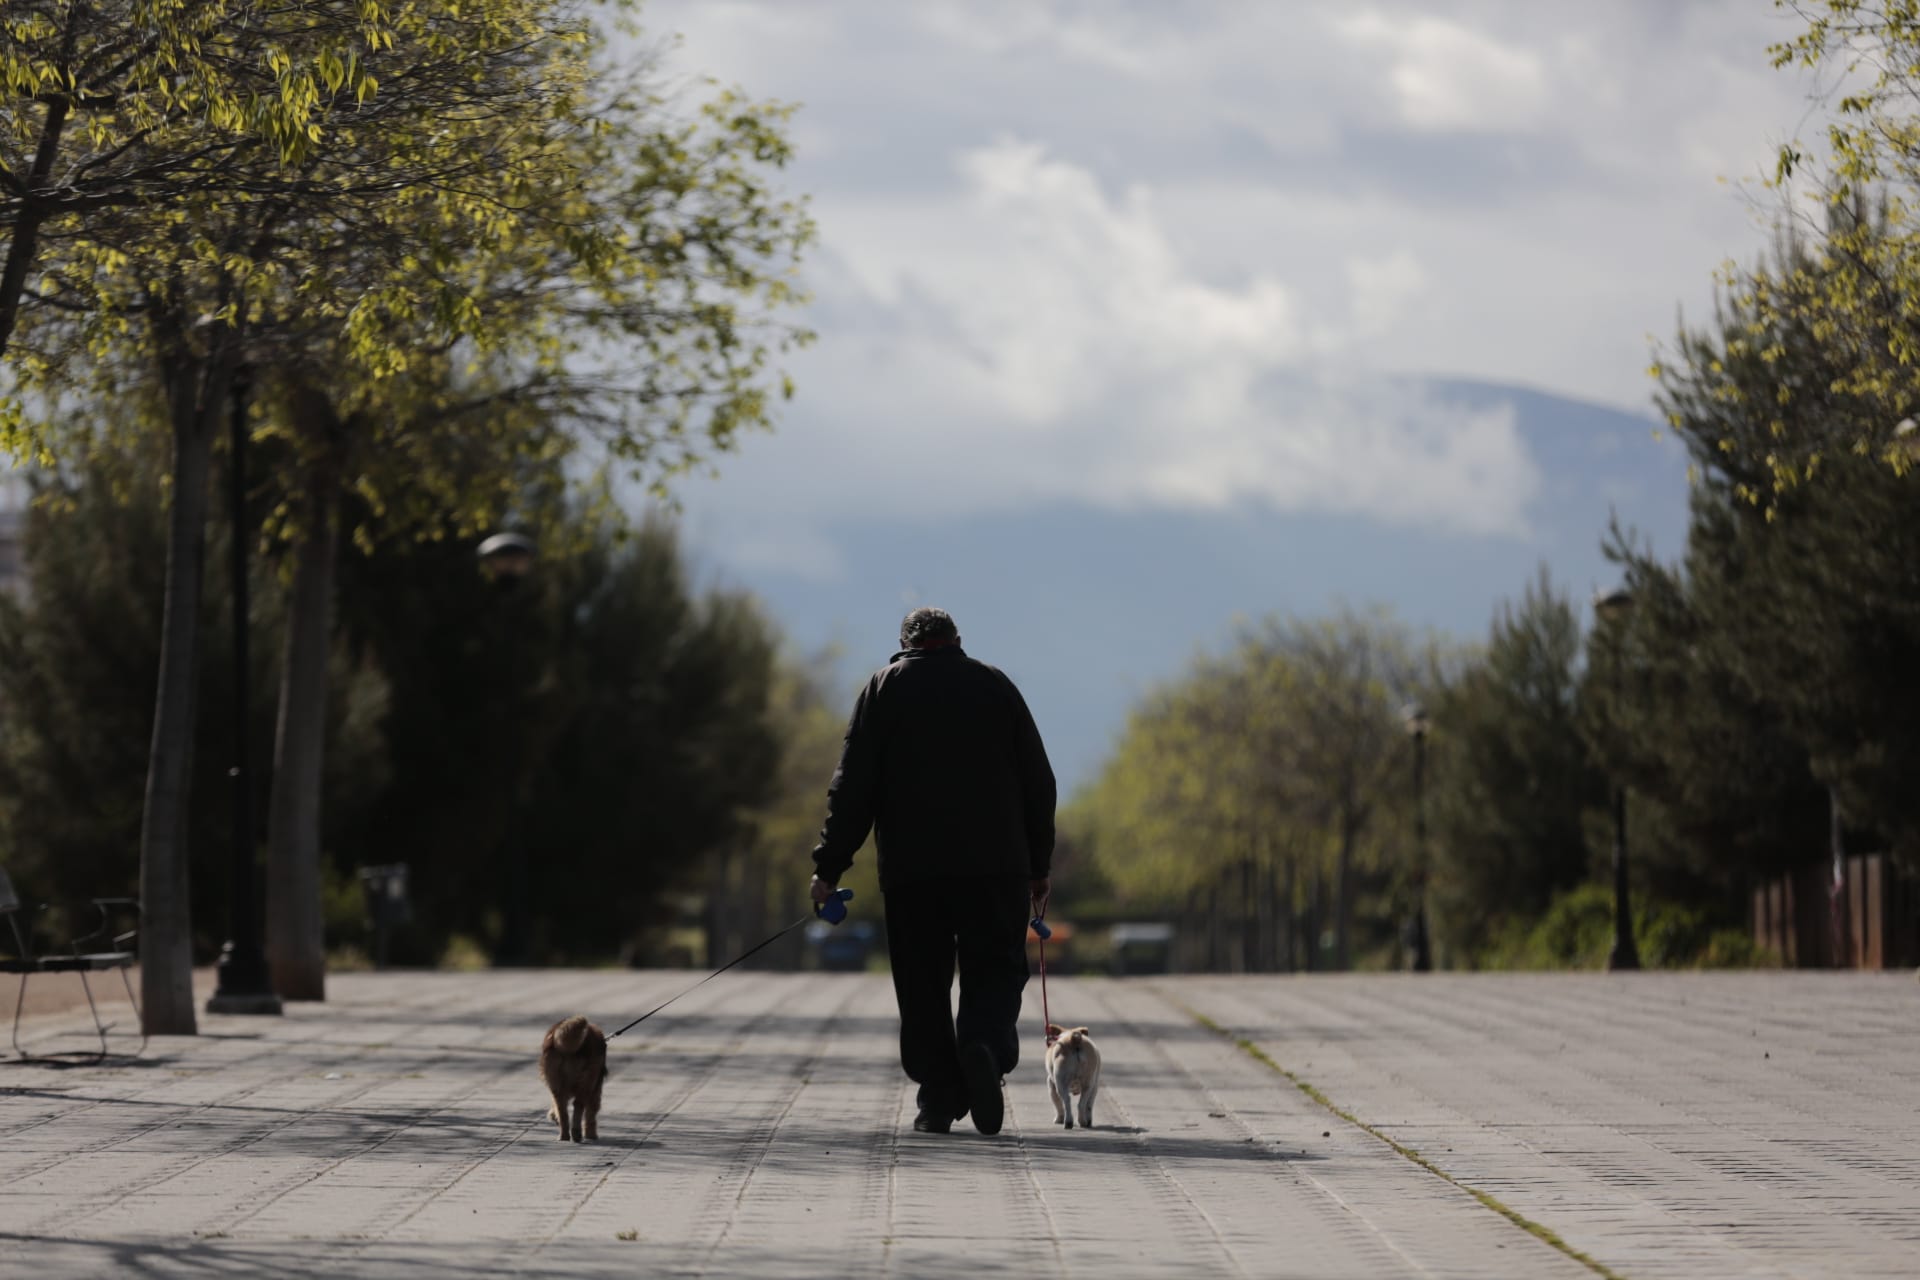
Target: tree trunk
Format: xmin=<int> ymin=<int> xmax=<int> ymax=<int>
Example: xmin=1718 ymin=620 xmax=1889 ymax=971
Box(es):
xmin=264 ymin=465 xmax=340 ymax=1001
xmin=1282 ymin=851 xmax=1297 ymax=973
xmin=1335 ymin=807 xmax=1356 ymax=970
xmin=703 ymin=846 xmax=732 ymax=971
xmin=1241 ymin=855 xmax=1257 ymax=973
xmin=1208 ymin=881 xmax=1223 ymax=972
xmin=1308 ymin=867 xmax=1326 ymax=972
xmin=1258 ymin=848 xmax=1276 ymax=972
xmin=0 ymin=86 xmax=73 ymax=358
xmin=138 ymin=337 xmax=224 ymax=1036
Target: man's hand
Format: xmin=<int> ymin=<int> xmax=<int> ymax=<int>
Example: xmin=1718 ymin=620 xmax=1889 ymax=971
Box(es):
xmin=1029 ymin=877 xmax=1051 ymax=911
xmin=810 ymin=876 xmax=837 ymax=908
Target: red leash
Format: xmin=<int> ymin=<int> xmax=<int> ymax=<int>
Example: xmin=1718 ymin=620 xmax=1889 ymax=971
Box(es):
xmin=1033 ymin=894 xmax=1057 ymax=1047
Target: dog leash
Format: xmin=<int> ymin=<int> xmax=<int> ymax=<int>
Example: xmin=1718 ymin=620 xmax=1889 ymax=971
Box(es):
xmin=609 ymin=889 xmax=854 ymax=1039
xmin=1032 ymin=894 xmax=1057 ymax=1047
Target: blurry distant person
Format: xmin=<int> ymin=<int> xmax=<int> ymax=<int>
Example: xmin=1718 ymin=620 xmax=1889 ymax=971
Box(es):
xmin=810 ymin=608 xmax=1056 ymax=1135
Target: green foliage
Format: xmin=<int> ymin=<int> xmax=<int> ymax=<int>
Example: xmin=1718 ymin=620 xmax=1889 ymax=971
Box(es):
xmin=320 ymin=861 xmax=371 ymax=960
xmin=0 ymin=460 xmax=185 ymax=918
xmin=690 ymin=649 xmax=892 ymax=970
xmin=437 ymin=934 xmax=492 ymax=972
xmin=1427 ymin=568 xmax=1603 ymax=956
xmin=5 ymin=0 xmax=814 ymax=543
xmin=1073 ymin=609 xmax=1437 ymax=969
xmin=1657 ymin=5 xmax=1920 ymax=499
xmin=1478 ymin=884 xmax=1613 ymax=970
xmin=1476 ymin=884 xmax=1718 ymax=971
xmin=1072 ymin=558 xmax=1815 ymax=971
xmin=5 ymin=0 xmax=568 ymax=393
xmin=0 ymin=454 xmax=793 ymax=964
xmin=1701 ymin=928 xmax=1780 ymax=970
xmin=742 ymin=656 xmax=882 ymax=923
xmin=1636 ymin=899 xmax=1717 ymax=969
xmin=1641 ymin=230 xmax=1920 ymax=873
xmin=332 ymin=507 xmax=787 ymax=964
xmin=5 ymin=0 xmax=812 ymax=1010
xmin=0 ymin=453 xmax=385 ymax=952
xmin=2 ymin=0 xmax=398 ymax=175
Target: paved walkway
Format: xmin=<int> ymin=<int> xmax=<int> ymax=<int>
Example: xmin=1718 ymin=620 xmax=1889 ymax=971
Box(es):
xmin=1 ymin=971 xmax=1916 ymax=1278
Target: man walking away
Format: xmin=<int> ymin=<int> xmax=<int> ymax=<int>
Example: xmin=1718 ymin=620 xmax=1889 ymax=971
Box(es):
xmin=810 ymin=608 xmax=1056 ymax=1135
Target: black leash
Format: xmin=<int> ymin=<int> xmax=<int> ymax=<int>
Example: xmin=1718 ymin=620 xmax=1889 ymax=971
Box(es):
xmin=608 ymin=915 xmax=811 ymax=1038
xmin=608 ymin=889 xmax=853 ymax=1039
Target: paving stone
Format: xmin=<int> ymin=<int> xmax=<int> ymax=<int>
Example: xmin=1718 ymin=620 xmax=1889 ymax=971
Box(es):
xmin=1172 ymin=972 xmax=1920 ymax=1280
xmin=2 ymin=970 xmax=1913 ymax=1277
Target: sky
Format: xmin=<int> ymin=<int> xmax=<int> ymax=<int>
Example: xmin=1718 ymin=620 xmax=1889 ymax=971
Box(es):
xmin=626 ymin=1 xmax=1827 ymax=784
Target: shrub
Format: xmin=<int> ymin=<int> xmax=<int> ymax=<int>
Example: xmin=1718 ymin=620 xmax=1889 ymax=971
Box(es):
xmin=1470 ymin=884 xmax=1763 ymax=970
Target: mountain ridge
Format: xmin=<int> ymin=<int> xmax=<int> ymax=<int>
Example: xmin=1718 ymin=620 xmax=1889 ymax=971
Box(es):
xmin=678 ymin=378 xmax=1691 ymax=793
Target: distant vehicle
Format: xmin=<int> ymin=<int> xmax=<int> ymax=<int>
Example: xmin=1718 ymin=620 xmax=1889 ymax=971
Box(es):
xmin=807 ymin=919 xmax=880 ymax=972
xmin=1109 ymin=922 xmax=1175 ymax=975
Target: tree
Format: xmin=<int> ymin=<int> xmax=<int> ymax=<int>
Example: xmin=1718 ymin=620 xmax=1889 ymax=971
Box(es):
xmin=1427 ymin=568 xmax=1605 ymax=959
xmin=707 ymin=650 xmax=855 ymax=970
xmin=0 ymin=447 xmax=385 ymax=954
xmin=4 ymin=0 xmax=601 ymax=1033
xmin=5 ymin=0 xmax=811 ymax=1019
xmin=1597 ymin=522 xmax=1830 ymax=906
xmin=1643 ymin=231 xmax=1920 ymax=878
xmin=1076 ymin=609 xmax=1430 ymax=971
xmin=1680 ymin=4 xmax=1920 ymax=497
xmin=0 ymin=0 xmax=406 ymax=360
xmin=328 ymin=508 xmax=786 ymax=964
xmin=248 ymin=58 xmax=811 ymax=998
xmin=1257 ymin=612 xmax=1424 ymax=969
xmin=1077 ymin=665 xmax=1271 ymax=904
xmin=0 ymin=453 xmax=791 ymax=968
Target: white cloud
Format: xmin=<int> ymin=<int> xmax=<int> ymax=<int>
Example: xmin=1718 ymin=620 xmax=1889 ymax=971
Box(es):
xmin=1338 ymin=12 xmax=1549 ymax=133
xmin=912 ymin=3 xmax=1164 ymax=79
xmin=927 ymin=140 xmax=1304 ymax=423
xmin=676 ymin=140 xmax=1541 ymax=561
xmin=636 ymin=0 xmax=1820 ymax=565
xmin=1348 ymin=249 xmax=1428 ymax=338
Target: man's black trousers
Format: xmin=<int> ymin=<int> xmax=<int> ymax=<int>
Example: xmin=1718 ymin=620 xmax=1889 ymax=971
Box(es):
xmin=882 ymin=874 xmax=1030 ymax=1118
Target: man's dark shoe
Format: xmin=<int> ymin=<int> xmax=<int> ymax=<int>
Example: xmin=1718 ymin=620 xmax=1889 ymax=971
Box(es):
xmin=912 ymin=1108 xmax=952 ymax=1134
xmin=960 ymin=1041 xmax=1004 ymax=1136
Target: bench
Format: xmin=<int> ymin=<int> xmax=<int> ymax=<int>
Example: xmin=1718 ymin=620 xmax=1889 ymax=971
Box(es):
xmin=1 ymin=866 xmax=146 ymax=1061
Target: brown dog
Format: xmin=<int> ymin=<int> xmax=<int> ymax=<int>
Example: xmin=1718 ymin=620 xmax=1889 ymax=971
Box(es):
xmin=540 ymin=1015 xmax=607 ymax=1142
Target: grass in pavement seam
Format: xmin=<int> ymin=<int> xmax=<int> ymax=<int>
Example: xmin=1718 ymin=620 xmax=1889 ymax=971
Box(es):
xmin=1182 ymin=1008 xmax=1629 ymax=1280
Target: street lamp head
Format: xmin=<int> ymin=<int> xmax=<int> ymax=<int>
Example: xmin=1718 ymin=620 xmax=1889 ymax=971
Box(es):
xmin=1592 ymin=586 xmax=1634 ymax=624
xmin=1896 ymin=418 xmax=1920 ymax=462
xmin=1401 ymin=701 xmax=1429 ymax=740
xmin=477 ymin=531 xmax=537 ymax=579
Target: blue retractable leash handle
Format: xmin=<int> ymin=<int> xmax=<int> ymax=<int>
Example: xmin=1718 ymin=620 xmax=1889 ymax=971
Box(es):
xmin=610 ymin=888 xmax=856 ymax=1038
xmin=814 ymin=886 xmax=854 ymax=925
xmin=1030 ymin=889 xmax=1052 ymax=940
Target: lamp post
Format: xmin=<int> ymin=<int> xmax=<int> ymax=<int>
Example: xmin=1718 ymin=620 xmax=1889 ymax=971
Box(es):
xmin=1593 ymin=586 xmax=1641 ymax=972
xmin=1403 ymin=701 xmax=1432 ymax=972
xmin=478 ymin=531 xmax=537 ymax=580
xmin=1893 ymin=417 xmax=1920 ymax=472
xmin=479 ymin=532 xmax=537 ymax=964
xmin=206 ymin=370 xmax=283 ymax=1016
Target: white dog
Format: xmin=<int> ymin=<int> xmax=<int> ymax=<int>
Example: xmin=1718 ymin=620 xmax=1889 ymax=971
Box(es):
xmin=1044 ymin=1025 xmax=1101 ymax=1129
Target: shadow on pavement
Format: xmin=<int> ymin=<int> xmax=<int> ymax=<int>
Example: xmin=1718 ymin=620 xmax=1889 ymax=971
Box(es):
xmin=0 ymin=1234 xmax=1016 ymax=1280
xmin=3 ymin=1097 xmax=1329 ymax=1171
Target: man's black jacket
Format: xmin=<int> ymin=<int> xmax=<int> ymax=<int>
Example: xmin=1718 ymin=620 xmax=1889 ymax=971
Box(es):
xmin=811 ymin=644 xmax=1056 ymax=890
